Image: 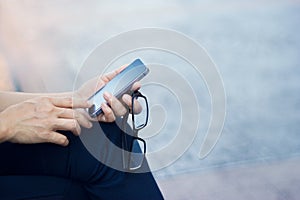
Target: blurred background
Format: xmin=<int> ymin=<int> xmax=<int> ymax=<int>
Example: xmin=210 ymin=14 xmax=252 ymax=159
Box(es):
xmin=1 ymin=0 xmax=300 ymax=199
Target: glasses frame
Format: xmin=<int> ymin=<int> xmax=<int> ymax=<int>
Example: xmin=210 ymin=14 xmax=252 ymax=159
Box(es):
xmin=122 ymin=91 xmax=149 ymax=171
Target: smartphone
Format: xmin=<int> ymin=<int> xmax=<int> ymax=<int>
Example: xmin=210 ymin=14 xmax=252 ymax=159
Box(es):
xmin=87 ymin=59 xmax=149 ymax=117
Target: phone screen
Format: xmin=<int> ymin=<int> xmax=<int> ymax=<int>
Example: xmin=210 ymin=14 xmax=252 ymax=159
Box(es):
xmin=88 ymin=59 xmax=149 ymax=117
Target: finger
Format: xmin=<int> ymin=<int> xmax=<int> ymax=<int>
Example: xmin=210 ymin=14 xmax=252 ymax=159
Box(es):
xmin=92 ymin=77 xmax=106 ymax=92
xmin=56 ymin=108 xmax=93 ymax=129
xmin=116 ymin=64 xmax=128 ymax=73
xmin=102 ymin=64 xmax=128 ymax=82
xmin=131 ymin=81 xmax=141 ymax=92
xmin=72 ymin=98 xmax=93 ymax=109
xmin=98 ymin=103 xmax=116 ymax=122
xmin=103 ymin=92 xmax=127 ymax=116
xmin=74 ymin=109 xmax=93 ymax=128
xmin=122 ymin=94 xmax=142 ymax=114
xmin=49 ymin=97 xmax=91 ymax=109
xmin=41 ymin=131 xmax=69 ymax=146
xmin=53 ymin=119 xmax=81 ymax=136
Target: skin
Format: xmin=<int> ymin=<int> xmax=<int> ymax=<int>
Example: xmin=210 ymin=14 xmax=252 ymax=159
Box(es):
xmin=0 ymin=65 xmax=141 ymax=146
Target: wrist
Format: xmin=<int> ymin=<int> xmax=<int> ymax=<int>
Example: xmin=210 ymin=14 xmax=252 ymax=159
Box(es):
xmin=71 ymin=90 xmax=81 ymax=99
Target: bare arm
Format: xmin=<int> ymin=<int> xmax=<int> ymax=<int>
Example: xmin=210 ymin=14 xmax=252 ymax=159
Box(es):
xmin=0 ymin=96 xmax=92 ymax=145
xmin=0 ymin=91 xmax=72 ymax=112
xmin=0 ymin=65 xmax=141 ymax=145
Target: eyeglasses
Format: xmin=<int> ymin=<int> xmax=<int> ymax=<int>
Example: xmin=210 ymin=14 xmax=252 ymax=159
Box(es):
xmin=122 ymin=91 xmax=149 ymax=171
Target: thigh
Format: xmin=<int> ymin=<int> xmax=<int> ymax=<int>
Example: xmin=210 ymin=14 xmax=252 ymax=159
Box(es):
xmin=0 ymin=121 xmax=163 ymax=199
xmin=0 ymin=121 xmax=122 ymax=180
xmin=77 ymin=121 xmax=163 ymax=199
xmin=0 ymin=139 xmax=89 ymax=199
xmin=60 ymin=121 xmax=163 ymax=199
xmin=84 ymin=161 xmax=164 ymax=200
xmin=0 ymin=141 xmax=69 ymax=177
xmin=0 ymin=175 xmax=88 ymax=200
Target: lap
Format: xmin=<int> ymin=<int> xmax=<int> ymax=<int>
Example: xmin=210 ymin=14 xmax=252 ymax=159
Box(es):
xmin=0 ymin=121 xmax=163 ymax=200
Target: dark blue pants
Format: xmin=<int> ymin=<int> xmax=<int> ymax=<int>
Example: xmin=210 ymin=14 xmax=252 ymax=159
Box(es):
xmin=0 ymin=121 xmax=163 ymax=200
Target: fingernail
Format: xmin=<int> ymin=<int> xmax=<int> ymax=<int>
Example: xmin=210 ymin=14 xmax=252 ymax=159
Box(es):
xmin=88 ymin=122 xmax=93 ymax=128
xmin=63 ymin=139 xmax=69 ymax=146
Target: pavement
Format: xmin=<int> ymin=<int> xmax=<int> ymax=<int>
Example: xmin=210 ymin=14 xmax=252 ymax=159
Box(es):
xmin=157 ymin=157 xmax=300 ymax=199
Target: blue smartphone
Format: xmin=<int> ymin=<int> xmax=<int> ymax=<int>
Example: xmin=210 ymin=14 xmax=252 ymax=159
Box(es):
xmin=87 ymin=59 xmax=149 ymax=117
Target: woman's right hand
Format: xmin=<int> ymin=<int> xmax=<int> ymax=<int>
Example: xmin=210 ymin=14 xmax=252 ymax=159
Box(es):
xmin=0 ymin=96 xmax=92 ymax=146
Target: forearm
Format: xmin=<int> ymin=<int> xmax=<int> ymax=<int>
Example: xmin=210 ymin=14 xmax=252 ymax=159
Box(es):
xmin=0 ymin=91 xmax=73 ymax=112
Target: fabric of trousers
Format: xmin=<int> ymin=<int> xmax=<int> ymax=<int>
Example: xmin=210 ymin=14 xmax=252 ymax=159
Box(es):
xmin=0 ymin=121 xmax=164 ymax=200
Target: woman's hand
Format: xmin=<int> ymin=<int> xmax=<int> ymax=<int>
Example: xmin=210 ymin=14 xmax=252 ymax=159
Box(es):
xmin=75 ymin=65 xmax=141 ymax=122
xmin=0 ymin=96 xmax=92 ymax=146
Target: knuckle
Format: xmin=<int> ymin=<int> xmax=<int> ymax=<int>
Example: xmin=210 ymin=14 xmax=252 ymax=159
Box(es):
xmin=103 ymin=106 xmax=113 ymax=116
xmin=105 ymin=110 xmax=115 ymax=122
xmin=40 ymin=118 xmax=54 ymax=129
xmin=35 ymin=103 xmax=54 ymax=114
xmin=40 ymin=131 xmax=52 ymax=140
xmin=120 ymin=108 xmax=127 ymax=116
xmin=43 ymin=119 xmax=55 ymax=129
xmin=22 ymin=101 xmax=35 ymax=109
xmin=108 ymin=115 xmax=116 ymax=122
xmin=72 ymin=120 xmax=81 ymax=134
xmin=105 ymin=108 xmax=113 ymax=115
xmin=65 ymin=97 xmax=73 ymax=106
xmin=69 ymin=119 xmax=78 ymax=129
xmin=73 ymin=110 xmax=79 ymax=119
xmin=106 ymin=112 xmax=114 ymax=120
xmin=39 ymin=96 xmax=51 ymax=103
xmin=71 ymin=118 xmax=77 ymax=124
xmin=57 ymin=108 xmax=65 ymax=116
xmin=122 ymin=94 xmax=131 ymax=106
xmin=115 ymin=106 xmax=126 ymax=117
xmin=29 ymin=97 xmax=54 ymax=113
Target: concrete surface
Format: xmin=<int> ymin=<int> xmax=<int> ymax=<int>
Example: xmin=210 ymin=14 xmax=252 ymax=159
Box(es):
xmin=158 ymin=158 xmax=300 ymax=199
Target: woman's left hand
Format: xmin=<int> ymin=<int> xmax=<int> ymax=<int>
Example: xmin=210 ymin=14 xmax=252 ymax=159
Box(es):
xmin=75 ymin=65 xmax=141 ymax=123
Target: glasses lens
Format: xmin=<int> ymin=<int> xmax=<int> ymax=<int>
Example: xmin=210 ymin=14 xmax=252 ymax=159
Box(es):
xmin=129 ymin=138 xmax=145 ymax=170
xmin=133 ymin=96 xmax=148 ymax=130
